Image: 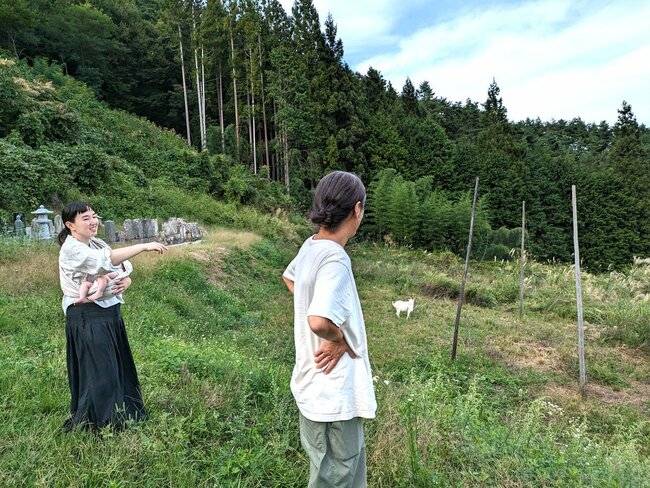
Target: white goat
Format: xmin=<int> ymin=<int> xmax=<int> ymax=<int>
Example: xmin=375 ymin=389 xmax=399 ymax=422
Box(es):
xmin=392 ymin=298 xmax=415 ymax=319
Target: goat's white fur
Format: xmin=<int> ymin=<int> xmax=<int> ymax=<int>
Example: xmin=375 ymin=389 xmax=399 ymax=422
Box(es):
xmin=392 ymin=298 xmax=415 ymax=319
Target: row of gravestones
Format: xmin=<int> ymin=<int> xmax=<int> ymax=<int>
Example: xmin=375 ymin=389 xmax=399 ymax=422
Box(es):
xmin=7 ymin=212 xmax=204 ymax=245
xmin=105 ymin=217 xmax=205 ymax=245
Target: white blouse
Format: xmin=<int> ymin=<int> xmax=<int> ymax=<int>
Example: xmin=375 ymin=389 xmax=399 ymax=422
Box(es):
xmin=58 ymin=235 xmax=133 ymax=314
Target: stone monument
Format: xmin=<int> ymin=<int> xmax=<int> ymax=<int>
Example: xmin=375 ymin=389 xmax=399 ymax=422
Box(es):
xmin=54 ymin=214 xmax=64 ymax=235
xmin=30 ymin=205 xmax=54 ymax=240
xmin=14 ymin=214 xmax=25 ymax=236
xmin=104 ymin=220 xmax=117 ymax=243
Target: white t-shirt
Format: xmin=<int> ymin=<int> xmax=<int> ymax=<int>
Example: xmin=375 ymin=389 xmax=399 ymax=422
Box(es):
xmin=283 ymin=236 xmax=377 ymax=422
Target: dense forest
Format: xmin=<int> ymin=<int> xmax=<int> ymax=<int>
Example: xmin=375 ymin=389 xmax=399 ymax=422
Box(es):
xmin=1 ymin=0 xmax=649 ymax=269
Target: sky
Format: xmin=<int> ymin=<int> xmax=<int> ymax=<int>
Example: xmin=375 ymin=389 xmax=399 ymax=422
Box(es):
xmin=279 ymin=0 xmax=650 ymax=125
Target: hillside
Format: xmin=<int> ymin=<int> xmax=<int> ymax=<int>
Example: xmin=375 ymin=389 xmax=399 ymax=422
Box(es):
xmin=0 ymin=56 xmax=293 ymax=236
xmin=0 ymin=229 xmax=648 ymax=486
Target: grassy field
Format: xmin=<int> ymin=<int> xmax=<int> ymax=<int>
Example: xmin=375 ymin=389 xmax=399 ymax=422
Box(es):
xmin=0 ymin=229 xmax=648 ymax=487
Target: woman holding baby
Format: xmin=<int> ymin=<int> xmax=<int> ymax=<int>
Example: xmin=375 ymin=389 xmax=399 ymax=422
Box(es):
xmin=58 ymin=201 xmax=167 ymax=432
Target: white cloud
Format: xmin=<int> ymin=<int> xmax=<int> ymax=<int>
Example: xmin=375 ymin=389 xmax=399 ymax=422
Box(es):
xmin=354 ymin=0 xmax=650 ymax=124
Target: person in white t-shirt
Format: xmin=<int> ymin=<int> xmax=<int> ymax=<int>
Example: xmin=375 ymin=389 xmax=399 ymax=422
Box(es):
xmin=282 ymin=171 xmax=377 ymax=488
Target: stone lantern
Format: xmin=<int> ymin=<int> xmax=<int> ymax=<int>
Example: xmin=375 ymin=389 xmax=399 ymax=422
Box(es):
xmin=31 ymin=204 xmax=54 ymax=240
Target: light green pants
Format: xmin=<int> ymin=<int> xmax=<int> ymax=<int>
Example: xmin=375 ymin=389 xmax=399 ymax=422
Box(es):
xmin=299 ymin=412 xmax=367 ymax=488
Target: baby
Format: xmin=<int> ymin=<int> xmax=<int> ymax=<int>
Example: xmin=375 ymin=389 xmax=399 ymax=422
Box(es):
xmin=75 ymin=269 xmax=128 ymax=304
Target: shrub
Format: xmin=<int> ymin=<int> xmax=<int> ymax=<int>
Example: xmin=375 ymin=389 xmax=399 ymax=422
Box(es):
xmin=483 ymin=243 xmax=511 ymax=261
xmin=250 ymin=167 xmax=294 ymax=213
xmin=465 ymin=285 xmax=498 ymax=308
xmin=0 ymin=63 xmax=29 ymax=137
xmin=421 ymin=273 xmax=459 ymax=299
xmin=16 ymin=103 xmax=80 ymax=147
xmin=0 ymin=139 xmax=72 ymax=214
xmin=421 ymin=272 xmax=498 ymax=308
xmin=594 ymin=302 xmax=650 ymax=350
xmin=223 ymin=164 xmax=255 ymax=204
xmin=51 ymin=144 xmax=112 ymax=192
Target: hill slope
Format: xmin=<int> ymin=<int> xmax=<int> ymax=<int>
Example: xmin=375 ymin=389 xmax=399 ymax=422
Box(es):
xmin=0 ymin=56 xmax=293 ymax=236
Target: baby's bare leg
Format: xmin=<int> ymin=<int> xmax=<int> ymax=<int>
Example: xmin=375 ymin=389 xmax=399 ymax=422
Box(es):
xmin=75 ymin=281 xmax=93 ymax=304
xmin=87 ymin=272 xmax=118 ymax=301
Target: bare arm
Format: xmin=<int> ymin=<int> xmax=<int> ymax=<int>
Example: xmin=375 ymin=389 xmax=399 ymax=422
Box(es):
xmin=308 ymin=315 xmax=357 ymax=374
xmin=282 ymin=275 xmax=295 ymax=295
xmin=110 ymin=242 xmax=167 ymax=266
xmin=308 ymin=315 xmax=344 ymax=342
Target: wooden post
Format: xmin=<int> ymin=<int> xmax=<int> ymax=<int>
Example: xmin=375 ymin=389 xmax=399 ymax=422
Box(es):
xmin=519 ymin=201 xmax=525 ymax=321
xmin=452 ymin=177 xmax=479 ymax=360
xmin=572 ymin=185 xmax=586 ymax=388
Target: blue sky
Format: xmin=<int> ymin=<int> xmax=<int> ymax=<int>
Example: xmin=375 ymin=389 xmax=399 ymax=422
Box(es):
xmin=279 ymin=0 xmax=650 ymax=125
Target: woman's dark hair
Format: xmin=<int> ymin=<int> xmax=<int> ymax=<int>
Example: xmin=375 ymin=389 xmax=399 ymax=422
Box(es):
xmin=310 ymin=171 xmax=366 ymax=231
xmin=57 ymin=201 xmax=93 ymax=246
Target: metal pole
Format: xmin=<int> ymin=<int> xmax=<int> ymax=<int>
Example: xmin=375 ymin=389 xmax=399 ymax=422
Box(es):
xmin=572 ymin=185 xmax=586 ymax=388
xmin=519 ymin=201 xmax=525 ymax=320
xmin=452 ymin=177 xmax=479 ymax=360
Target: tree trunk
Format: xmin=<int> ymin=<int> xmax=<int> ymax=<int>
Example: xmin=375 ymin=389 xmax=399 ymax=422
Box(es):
xmin=273 ymin=97 xmax=279 ymax=181
xmin=192 ymin=6 xmax=206 ymax=151
xmin=194 ymin=48 xmax=205 ymax=150
xmin=250 ymin=48 xmax=257 ymax=174
xmin=201 ymin=45 xmax=207 ymax=151
xmin=230 ymin=25 xmax=240 ymax=159
xmin=9 ymin=31 xmax=18 ymax=58
xmin=258 ymin=32 xmax=270 ymax=173
xmin=178 ymin=25 xmax=192 ymax=147
xmin=247 ymin=88 xmax=253 ymax=168
xmin=217 ymin=61 xmax=225 ymax=153
xmin=283 ymin=128 xmax=290 ymax=193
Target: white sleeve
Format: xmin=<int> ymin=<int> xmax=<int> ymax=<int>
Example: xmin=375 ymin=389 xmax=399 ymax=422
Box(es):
xmin=307 ymin=261 xmax=352 ymax=328
xmin=283 ymin=255 xmax=297 ymax=281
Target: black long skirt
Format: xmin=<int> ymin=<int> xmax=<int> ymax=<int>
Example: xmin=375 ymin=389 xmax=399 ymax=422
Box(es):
xmin=64 ymin=302 xmax=146 ymax=432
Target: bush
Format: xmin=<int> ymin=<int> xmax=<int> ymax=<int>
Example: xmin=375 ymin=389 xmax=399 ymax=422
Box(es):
xmin=50 ymin=144 xmax=112 ymax=192
xmin=0 ymin=139 xmax=72 ymax=214
xmin=421 ymin=273 xmax=459 ymax=299
xmin=366 ymin=170 xmax=493 ymax=256
xmin=594 ymin=302 xmax=650 ymax=350
xmin=223 ymin=164 xmax=255 ymax=204
xmin=480 ymin=226 xmax=525 ymax=261
xmin=0 ymin=62 xmax=29 ymax=137
xmin=465 ymin=285 xmax=498 ymax=308
xmin=421 ymin=272 xmax=498 ymax=308
xmin=250 ymin=167 xmax=294 ymax=213
xmin=16 ymin=103 xmax=80 ymax=147
xmin=483 ymin=243 xmax=511 ymax=261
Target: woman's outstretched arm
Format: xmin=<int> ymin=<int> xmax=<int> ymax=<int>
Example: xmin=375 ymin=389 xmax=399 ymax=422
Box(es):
xmin=110 ymin=242 xmax=167 ymax=265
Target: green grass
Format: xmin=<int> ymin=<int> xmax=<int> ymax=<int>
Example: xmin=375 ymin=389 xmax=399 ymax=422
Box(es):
xmin=0 ymin=231 xmax=648 ymax=486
